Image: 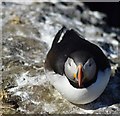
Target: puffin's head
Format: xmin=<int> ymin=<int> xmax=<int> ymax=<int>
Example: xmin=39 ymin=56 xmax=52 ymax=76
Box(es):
xmin=64 ymin=57 xmax=97 ymax=88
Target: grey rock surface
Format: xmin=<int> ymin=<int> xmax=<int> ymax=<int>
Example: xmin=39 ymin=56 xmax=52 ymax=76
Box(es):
xmin=1 ymin=2 xmax=120 ymax=114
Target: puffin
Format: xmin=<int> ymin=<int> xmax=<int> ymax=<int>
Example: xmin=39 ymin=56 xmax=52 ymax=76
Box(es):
xmin=44 ymin=26 xmax=111 ymax=104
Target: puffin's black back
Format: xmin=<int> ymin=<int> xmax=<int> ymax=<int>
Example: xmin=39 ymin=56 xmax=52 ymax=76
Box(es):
xmin=45 ymin=27 xmax=110 ymax=75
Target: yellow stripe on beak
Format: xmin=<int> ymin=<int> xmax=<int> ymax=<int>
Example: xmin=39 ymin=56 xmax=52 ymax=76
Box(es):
xmin=73 ymin=73 xmax=76 ymax=78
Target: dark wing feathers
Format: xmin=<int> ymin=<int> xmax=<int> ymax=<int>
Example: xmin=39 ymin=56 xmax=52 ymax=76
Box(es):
xmin=45 ymin=27 xmax=110 ymax=75
xmin=52 ymin=26 xmax=66 ymax=47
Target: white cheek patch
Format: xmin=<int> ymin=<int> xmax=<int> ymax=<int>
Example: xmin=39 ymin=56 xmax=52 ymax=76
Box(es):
xmin=83 ymin=58 xmax=97 ymax=80
xmin=64 ymin=58 xmax=77 ymax=79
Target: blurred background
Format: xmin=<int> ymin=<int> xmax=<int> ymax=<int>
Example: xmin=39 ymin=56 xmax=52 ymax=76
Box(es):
xmin=1 ymin=1 xmax=120 ymax=115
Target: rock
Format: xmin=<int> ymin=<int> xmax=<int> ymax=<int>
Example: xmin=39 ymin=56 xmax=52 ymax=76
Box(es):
xmin=2 ymin=1 xmax=120 ymax=114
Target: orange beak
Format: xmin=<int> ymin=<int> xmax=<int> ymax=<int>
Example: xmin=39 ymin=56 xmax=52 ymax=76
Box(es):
xmin=77 ymin=64 xmax=83 ymax=87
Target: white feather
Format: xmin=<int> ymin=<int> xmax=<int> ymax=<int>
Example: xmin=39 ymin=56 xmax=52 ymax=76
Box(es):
xmin=45 ymin=67 xmax=111 ymax=104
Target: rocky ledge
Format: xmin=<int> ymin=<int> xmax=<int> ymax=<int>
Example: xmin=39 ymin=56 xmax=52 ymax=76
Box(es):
xmin=1 ymin=2 xmax=120 ymax=114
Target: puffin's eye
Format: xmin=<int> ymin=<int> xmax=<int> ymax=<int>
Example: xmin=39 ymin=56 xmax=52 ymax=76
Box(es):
xmin=88 ymin=58 xmax=94 ymax=67
xmin=69 ymin=62 xmax=71 ymax=66
xmin=68 ymin=58 xmax=72 ymax=66
xmin=89 ymin=63 xmax=91 ymax=67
